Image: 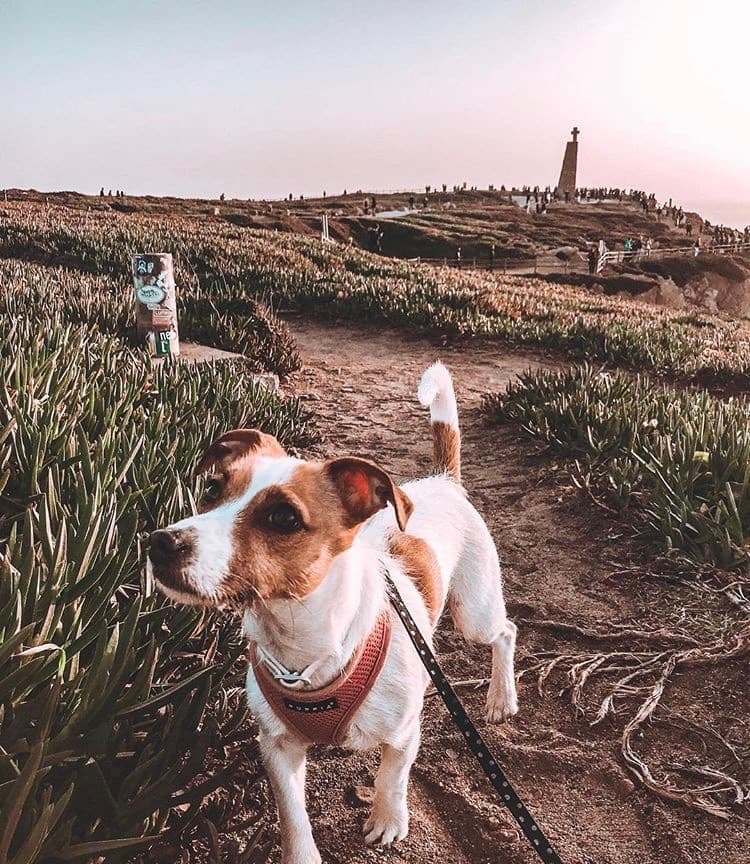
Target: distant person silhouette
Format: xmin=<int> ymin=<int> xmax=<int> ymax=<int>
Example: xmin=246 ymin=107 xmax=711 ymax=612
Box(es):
xmin=588 ymin=248 xmax=598 ymax=274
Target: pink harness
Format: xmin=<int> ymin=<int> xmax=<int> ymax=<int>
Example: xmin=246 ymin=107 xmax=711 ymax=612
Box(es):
xmin=251 ymin=612 xmax=392 ymax=746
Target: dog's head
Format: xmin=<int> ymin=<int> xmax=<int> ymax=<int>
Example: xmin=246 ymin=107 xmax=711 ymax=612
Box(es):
xmin=148 ymin=428 xmax=412 ymax=608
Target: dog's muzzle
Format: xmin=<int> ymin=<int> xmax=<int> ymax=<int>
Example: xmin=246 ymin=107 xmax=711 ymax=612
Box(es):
xmin=148 ymin=528 xmax=194 ymax=592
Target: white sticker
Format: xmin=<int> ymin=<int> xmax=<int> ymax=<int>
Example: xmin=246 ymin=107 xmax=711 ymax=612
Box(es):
xmin=136 ymin=284 xmax=166 ymax=305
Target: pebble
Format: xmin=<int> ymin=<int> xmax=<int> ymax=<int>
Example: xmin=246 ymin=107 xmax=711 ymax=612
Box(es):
xmin=347 ymin=784 xmax=376 ymax=807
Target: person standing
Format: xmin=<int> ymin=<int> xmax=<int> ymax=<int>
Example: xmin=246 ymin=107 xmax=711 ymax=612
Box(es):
xmin=368 ymin=223 xmax=382 ymax=253
xmin=588 ymin=247 xmax=598 ymax=274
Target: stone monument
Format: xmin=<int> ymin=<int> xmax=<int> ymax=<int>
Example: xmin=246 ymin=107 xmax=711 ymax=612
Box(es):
xmin=557 ymin=126 xmax=579 ymax=199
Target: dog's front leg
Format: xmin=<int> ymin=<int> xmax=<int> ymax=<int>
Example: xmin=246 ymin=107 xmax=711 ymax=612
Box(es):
xmin=259 ymin=731 xmax=321 ymax=864
xmin=364 ymin=724 xmax=420 ymax=847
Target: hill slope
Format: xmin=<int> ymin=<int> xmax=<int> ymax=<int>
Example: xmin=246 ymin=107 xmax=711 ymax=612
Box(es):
xmin=4 ymin=187 xmax=694 ymax=263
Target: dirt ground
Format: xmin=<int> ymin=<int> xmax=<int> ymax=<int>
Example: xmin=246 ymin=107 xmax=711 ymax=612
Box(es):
xmin=255 ymin=316 xmax=748 ymax=864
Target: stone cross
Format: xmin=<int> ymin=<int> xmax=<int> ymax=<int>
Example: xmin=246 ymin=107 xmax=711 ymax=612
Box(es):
xmin=571 ymin=126 xmax=580 ymax=142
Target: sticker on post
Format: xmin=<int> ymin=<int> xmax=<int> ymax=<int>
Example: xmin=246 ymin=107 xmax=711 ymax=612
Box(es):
xmin=155 ymin=330 xmax=174 ymax=356
xmin=135 ymin=258 xmax=155 ymax=276
xmin=136 ymin=284 xmax=166 ymax=306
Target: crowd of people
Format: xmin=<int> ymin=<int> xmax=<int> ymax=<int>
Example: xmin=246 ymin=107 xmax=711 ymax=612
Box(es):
xmin=92 ymin=181 xmax=746 ymax=266
xmin=705 ymin=222 xmax=750 ymax=247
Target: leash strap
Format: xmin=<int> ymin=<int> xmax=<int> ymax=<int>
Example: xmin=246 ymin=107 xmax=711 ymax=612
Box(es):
xmin=384 ymin=571 xmax=564 ymax=864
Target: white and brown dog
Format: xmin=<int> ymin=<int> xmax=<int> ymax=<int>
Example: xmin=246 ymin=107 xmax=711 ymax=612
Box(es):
xmin=148 ymin=362 xmax=518 ymax=864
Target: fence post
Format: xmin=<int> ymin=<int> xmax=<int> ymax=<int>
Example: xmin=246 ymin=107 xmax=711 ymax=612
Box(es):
xmin=132 ymin=253 xmax=180 ymax=357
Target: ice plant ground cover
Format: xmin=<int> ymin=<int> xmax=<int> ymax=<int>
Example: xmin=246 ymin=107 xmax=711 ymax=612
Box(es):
xmin=484 ymin=365 xmax=750 ymax=573
xmin=0 ymin=263 xmax=315 ymax=862
xmin=1 ymin=199 xmax=749 ymax=859
xmin=2 ymin=201 xmax=750 ymax=384
xmin=483 ymin=367 xmax=750 ymax=822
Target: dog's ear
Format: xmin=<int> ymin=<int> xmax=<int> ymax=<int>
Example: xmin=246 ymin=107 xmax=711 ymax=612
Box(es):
xmin=326 ymin=457 xmax=413 ymax=531
xmin=196 ymin=429 xmax=286 ymax=475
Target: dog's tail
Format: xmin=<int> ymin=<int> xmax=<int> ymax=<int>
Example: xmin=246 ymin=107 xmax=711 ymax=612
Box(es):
xmin=417 ymin=362 xmax=461 ymax=483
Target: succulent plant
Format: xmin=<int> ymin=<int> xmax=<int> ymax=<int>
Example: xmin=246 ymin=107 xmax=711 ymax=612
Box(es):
xmin=485 ymin=365 xmax=750 ymax=569
xmin=0 ymin=266 xmax=315 ymax=862
xmin=2 ymin=200 xmax=749 ymax=382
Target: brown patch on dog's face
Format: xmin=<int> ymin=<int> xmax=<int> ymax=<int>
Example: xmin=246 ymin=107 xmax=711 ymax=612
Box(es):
xmin=221 ymin=457 xmax=413 ymax=606
xmin=387 ymin=532 xmax=443 ymax=623
xmin=195 ymin=428 xmax=287 ymax=512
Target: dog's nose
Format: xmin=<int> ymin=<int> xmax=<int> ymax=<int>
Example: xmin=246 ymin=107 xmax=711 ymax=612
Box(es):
xmin=149 ymin=529 xmax=188 ymax=565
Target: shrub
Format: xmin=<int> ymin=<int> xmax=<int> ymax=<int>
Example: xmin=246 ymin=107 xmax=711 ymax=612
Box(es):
xmin=2 ymin=202 xmax=750 ymax=383
xmin=484 ymin=365 xmax=750 ymax=569
xmin=0 ymin=272 xmax=315 ymax=862
xmin=0 ymin=233 xmax=300 ymax=380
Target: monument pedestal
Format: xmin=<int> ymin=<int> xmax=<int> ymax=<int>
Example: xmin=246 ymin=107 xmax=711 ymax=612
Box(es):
xmin=557 ymin=127 xmax=580 ymax=199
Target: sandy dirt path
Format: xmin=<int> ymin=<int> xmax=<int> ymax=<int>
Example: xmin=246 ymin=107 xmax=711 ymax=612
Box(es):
xmin=265 ymin=316 xmax=748 ymax=864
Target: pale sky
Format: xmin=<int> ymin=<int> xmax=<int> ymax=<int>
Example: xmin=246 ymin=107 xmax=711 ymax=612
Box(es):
xmin=2 ymin=0 xmax=748 ymax=225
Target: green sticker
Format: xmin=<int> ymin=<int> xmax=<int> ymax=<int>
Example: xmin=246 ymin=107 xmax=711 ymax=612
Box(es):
xmin=156 ymin=331 xmax=173 ymax=356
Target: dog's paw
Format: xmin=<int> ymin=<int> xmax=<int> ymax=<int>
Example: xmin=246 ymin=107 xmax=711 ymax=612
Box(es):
xmin=363 ymin=800 xmax=409 ymax=847
xmin=485 ymin=688 xmax=519 ymax=723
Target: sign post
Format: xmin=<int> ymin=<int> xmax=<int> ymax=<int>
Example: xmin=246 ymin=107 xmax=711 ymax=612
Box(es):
xmin=132 ymin=253 xmax=180 ymax=357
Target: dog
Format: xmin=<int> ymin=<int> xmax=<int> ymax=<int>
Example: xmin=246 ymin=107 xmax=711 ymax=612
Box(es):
xmin=148 ymin=361 xmax=518 ymax=864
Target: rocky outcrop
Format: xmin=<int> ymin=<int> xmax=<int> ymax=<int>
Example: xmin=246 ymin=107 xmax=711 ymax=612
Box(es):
xmin=615 ymin=255 xmax=750 ymax=318
xmin=637 ymin=273 xmax=750 ymax=317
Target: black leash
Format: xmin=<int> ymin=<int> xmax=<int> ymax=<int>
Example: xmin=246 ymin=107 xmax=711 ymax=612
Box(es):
xmin=384 ymin=570 xmax=564 ymax=864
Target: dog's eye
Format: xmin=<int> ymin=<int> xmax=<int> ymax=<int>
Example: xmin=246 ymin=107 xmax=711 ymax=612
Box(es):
xmin=203 ymin=479 xmax=222 ymax=502
xmin=267 ymin=503 xmax=301 ymax=533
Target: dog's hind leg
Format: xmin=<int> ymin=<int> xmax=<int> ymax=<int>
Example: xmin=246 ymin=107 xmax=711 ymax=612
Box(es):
xmin=485 ymin=616 xmax=518 ymax=722
xmin=364 ymin=723 xmax=420 ymax=847
xmin=448 ymin=534 xmax=519 ymax=723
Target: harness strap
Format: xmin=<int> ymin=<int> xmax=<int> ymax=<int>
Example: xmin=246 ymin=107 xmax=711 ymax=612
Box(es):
xmin=384 ymin=569 xmax=564 ymax=864
xmin=251 ymin=611 xmax=392 ymax=746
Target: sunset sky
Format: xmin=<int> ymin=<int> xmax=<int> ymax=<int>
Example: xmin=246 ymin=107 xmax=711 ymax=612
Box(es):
xmin=3 ymin=0 xmax=748 ymax=226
